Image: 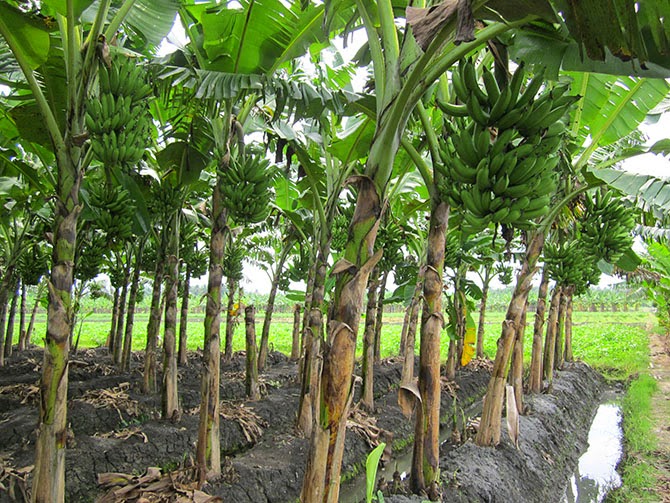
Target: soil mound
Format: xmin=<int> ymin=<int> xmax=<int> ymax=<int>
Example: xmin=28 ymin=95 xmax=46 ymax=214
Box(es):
xmin=438 ymin=362 xmax=604 ymax=503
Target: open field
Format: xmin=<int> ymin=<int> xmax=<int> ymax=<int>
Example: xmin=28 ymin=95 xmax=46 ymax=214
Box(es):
xmin=15 ymin=308 xmax=654 ymax=379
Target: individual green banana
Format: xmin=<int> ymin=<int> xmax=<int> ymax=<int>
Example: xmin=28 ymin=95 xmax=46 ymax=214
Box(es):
xmin=489 ymin=86 xmax=512 ymax=123
xmin=437 ymin=100 xmax=470 ymax=117
xmin=476 ymin=161 xmax=491 ymax=191
xmin=449 ymin=157 xmax=478 ymax=184
xmin=461 ymin=188 xmax=483 ymax=217
xmin=501 ymin=208 xmax=522 ymax=224
xmin=491 ymin=206 xmax=510 ymax=223
xmin=467 ymin=95 xmax=490 ymax=127
xmin=508 ymin=156 xmax=537 ymax=185
xmin=507 ymin=62 xmax=526 ymax=110
xmin=492 ymin=174 xmax=510 ymax=195
xmin=520 ymin=206 xmax=549 ymax=220
xmin=482 ymin=66 xmax=500 ymax=107
xmin=453 ymin=130 xmax=480 ymax=167
xmin=494 ymin=107 xmax=525 ymax=130
xmin=452 ymin=66 xmax=470 ymax=103
xmin=98 ymin=64 xmax=111 ymax=94
xmin=490 ymin=128 xmax=516 ymax=157
xmin=489 ymin=153 xmax=506 ymax=177
xmin=510 ymin=196 xmax=531 ymax=212
xmin=474 ymin=128 xmax=491 ymax=158
xmin=461 ymin=59 xmax=488 ymax=104
xmin=515 ymin=68 xmax=545 ymax=109
xmin=503 ymin=182 xmax=532 ymax=199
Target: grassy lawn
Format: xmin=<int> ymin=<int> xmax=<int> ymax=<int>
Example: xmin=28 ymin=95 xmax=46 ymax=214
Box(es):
xmin=19 ymin=309 xmax=654 ymax=376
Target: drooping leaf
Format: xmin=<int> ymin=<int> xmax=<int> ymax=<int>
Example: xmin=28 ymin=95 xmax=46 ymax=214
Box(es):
xmin=0 ymin=3 xmax=50 ymax=70
xmin=365 ymin=442 xmax=386 ymax=503
xmin=156 ymin=141 xmax=208 ymax=187
xmin=616 ymin=247 xmax=642 ymax=272
xmin=42 ymin=0 xmax=96 ymax=19
xmin=123 ymin=0 xmax=180 ymax=48
xmin=589 ymin=167 xmax=670 ymax=213
xmin=510 ymin=3 xmax=670 ymax=77
xmin=187 ymin=0 xmax=326 ymax=75
xmin=568 ymin=73 xmax=670 ymax=151
xmin=330 ymin=116 xmax=375 ymax=164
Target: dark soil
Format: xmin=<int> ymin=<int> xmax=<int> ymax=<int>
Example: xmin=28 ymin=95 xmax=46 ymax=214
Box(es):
xmin=0 ymin=346 xmax=603 ymax=503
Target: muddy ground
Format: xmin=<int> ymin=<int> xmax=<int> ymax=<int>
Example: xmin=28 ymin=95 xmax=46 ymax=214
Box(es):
xmin=0 ymin=347 xmax=604 ymax=502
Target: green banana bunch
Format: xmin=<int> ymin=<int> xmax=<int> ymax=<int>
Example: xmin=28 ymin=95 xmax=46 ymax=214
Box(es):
xmin=377 ymin=221 xmax=405 ymax=272
xmin=86 ymin=54 xmax=152 ymax=169
xmin=222 ymin=240 xmax=246 ymax=282
xmin=544 ymin=238 xmax=601 ymax=292
xmin=580 ymin=189 xmax=636 ymax=264
xmin=88 ymin=185 xmax=136 ymax=245
xmin=443 ymin=59 xmax=580 ymax=137
xmin=331 ymin=212 xmax=350 ymax=252
xmin=219 ymin=153 xmax=276 ymax=225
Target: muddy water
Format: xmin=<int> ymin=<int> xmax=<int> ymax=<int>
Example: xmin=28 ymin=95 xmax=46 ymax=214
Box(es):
xmin=562 ymin=403 xmax=623 ymax=503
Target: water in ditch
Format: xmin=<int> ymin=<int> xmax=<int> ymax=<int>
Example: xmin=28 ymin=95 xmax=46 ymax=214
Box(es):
xmin=561 ymin=403 xmax=624 ymax=503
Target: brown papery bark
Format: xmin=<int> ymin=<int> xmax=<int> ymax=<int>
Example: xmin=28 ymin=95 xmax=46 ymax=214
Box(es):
xmin=411 ymin=201 xmax=449 ymax=493
xmin=529 ymin=269 xmax=549 ymax=393
xmin=290 ymin=304 xmax=301 ymax=361
xmin=245 ymin=305 xmax=260 ymax=401
xmin=543 ymin=285 xmax=562 ymax=385
xmin=361 ymin=269 xmax=380 ymax=411
xmin=555 ymin=287 xmax=568 ymax=370
xmin=564 ymin=287 xmax=575 ymax=362
xmin=475 ymin=231 xmax=544 ymax=446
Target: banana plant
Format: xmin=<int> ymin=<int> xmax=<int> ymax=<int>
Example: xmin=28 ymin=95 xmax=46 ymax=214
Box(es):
xmin=166 ymin=0 xmax=349 ymax=483
xmin=0 ymin=1 xmax=178 ymax=498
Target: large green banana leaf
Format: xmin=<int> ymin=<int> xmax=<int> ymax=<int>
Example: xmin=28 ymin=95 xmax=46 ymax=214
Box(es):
xmin=567 ymin=73 xmax=669 ymax=164
xmin=589 ymin=140 xmax=670 ymax=214
xmin=183 ymin=0 xmax=327 ymax=75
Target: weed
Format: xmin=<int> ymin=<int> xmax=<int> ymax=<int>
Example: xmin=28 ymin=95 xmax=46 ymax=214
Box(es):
xmin=606 ymin=374 xmax=658 ymax=503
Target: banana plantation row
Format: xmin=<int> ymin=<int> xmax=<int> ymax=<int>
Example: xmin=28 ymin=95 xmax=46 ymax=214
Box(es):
xmin=0 ymin=0 xmax=669 ymax=502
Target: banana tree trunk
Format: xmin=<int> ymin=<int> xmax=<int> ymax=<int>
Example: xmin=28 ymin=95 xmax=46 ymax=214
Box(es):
xmin=258 ymin=244 xmax=291 ymax=371
xmin=107 ymin=286 xmax=120 ymax=352
xmin=113 ymin=259 xmax=131 ymax=366
xmin=361 ymin=269 xmax=380 ymax=411
xmin=143 ymin=255 xmax=165 ymax=394
xmin=0 ymin=268 xmax=15 ymax=366
xmin=555 ymin=287 xmax=568 ymax=370
xmin=542 ymin=285 xmax=562 ymax=384
xmin=411 ymin=201 xmax=448 ymax=494
xmin=297 ymin=246 xmax=327 ymax=436
xmin=69 ymin=281 xmax=85 ymax=351
xmin=4 ymin=279 xmax=19 ymax=360
xmin=178 ymin=268 xmax=191 ymax=366
xmin=476 ymin=269 xmax=491 ymax=358
xmin=300 ymin=174 xmax=385 ymax=503
xmin=400 ymin=277 xmax=422 ymax=385
xmin=564 ymin=286 xmax=574 ymax=362
xmin=245 ymin=305 xmax=260 ymax=401
xmin=224 ymin=277 xmax=237 ymax=362
xmin=509 ymin=300 xmax=528 ymax=414
xmin=122 ymin=242 xmax=144 ymax=371
xmin=475 ymin=231 xmax=544 ymax=447
xmin=25 ymin=281 xmax=44 ymax=347
xmin=33 ymin=158 xmax=82 ymax=503
xmin=374 ymin=270 xmax=389 ymax=362
xmin=529 ymin=269 xmax=549 ymax=393
xmin=161 ymin=212 xmax=181 ymax=420
xmin=196 ymin=159 xmax=228 ymax=483
xmin=290 ymin=304 xmax=301 ymax=361
xmin=18 ymin=282 xmax=27 ymax=352
xmin=299 ymin=252 xmax=317 ymax=367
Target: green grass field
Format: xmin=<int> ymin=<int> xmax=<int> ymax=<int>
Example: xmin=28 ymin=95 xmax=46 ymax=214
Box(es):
xmin=15 ymin=308 xmax=653 ymax=379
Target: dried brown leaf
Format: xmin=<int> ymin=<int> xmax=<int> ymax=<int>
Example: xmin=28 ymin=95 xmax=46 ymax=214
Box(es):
xmin=398 ymin=381 xmax=421 ymax=419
